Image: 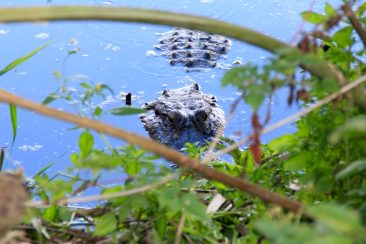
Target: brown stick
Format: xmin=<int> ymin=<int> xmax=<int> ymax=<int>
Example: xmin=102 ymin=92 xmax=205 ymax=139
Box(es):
xmin=342 ymin=4 xmax=366 ymax=49
xmin=0 ymin=89 xmax=303 ymax=213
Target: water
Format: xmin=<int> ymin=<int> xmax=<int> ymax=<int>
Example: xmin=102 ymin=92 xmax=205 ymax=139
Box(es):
xmin=0 ymin=0 xmax=341 ymax=176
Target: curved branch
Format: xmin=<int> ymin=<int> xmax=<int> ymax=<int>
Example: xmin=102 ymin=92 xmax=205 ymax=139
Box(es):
xmin=0 ymin=89 xmax=303 ymax=213
xmin=0 ymin=6 xmax=364 ymax=108
xmin=0 ymin=8 xmax=362 ymax=94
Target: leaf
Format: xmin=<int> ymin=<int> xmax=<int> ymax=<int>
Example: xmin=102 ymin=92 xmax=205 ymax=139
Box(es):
xmin=100 ymin=84 xmax=114 ymax=95
xmin=325 ymin=3 xmax=337 ymax=17
xmin=9 ymin=104 xmax=17 ymax=145
xmin=245 ymin=85 xmax=266 ymax=110
xmin=332 ymin=26 xmax=353 ymax=47
xmin=307 ymin=204 xmax=360 ymax=234
xmin=301 ymin=11 xmax=327 ymax=24
xmin=110 ymin=107 xmax=145 ymax=116
xmin=0 ymin=42 xmax=50 ymax=76
xmin=155 ymin=215 xmax=167 ymax=240
xmin=335 ymin=160 xmax=366 ymax=179
xmin=268 ymin=134 xmax=297 ymax=154
xmin=357 ymin=2 xmax=366 ymax=15
xmin=33 ymin=162 xmax=55 ymax=178
xmin=94 ymin=106 xmax=102 ymax=116
xmin=221 ymin=65 xmax=256 ymax=88
xmin=93 ymin=213 xmax=117 ymax=237
xmin=42 ymin=93 xmax=60 ymax=105
xmin=181 ymin=193 xmax=209 ymax=221
xmin=329 ymin=115 xmax=366 ymax=143
xmin=78 ymin=130 xmax=94 ymax=159
xmin=284 ymin=151 xmax=312 ymax=171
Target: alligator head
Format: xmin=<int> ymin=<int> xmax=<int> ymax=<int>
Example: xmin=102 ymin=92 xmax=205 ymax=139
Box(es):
xmin=140 ymin=83 xmax=225 ymax=151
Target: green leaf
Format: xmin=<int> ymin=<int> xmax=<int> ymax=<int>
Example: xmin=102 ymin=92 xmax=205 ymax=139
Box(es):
xmin=100 ymin=84 xmax=114 ymax=95
xmin=221 ymin=65 xmax=256 ymax=88
xmin=335 ymin=160 xmax=366 ymax=179
xmin=0 ymin=42 xmax=50 ymax=76
xmin=79 ymin=130 xmax=94 ymax=159
xmin=332 ymin=26 xmax=353 ymax=47
xmin=307 ymin=204 xmax=360 ymax=234
xmin=284 ymin=151 xmax=312 ymax=171
xmin=33 ymin=162 xmax=55 ymax=178
xmin=301 ymin=11 xmax=327 ymax=24
xmin=42 ymin=205 xmax=58 ymax=222
xmin=42 ymin=93 xmax=60 ymax=105
xmin=181 ymin=193 xmax=209 ymax=221
xmin=110 ymin=107 xmax=145 ymax=116
xmin=357 ymin=2 xmax=366 ymax=15
xmin=245 ymin=85 xmax=266 ymax=110
xmin=9 ymin=104 xmax=17 ymax=145
xmin=155 ymin=215 xmax=167 ymax=240
xmin=268 ymin=134 xmax=297 ymax=154
xmin=75 ymin=151 xmax=121 ymax=172
xmin=325 ymin=3 xmax=337 ymax=17
xmin=329 ymin=115 xmax=366 ymax=143
xmin=80 ymin=82 xmax=91 ymax=89
xmin=93 ymin=213 xmax=117 ymax=237
xmin=94 ymin=106 xmax=102 ymax=116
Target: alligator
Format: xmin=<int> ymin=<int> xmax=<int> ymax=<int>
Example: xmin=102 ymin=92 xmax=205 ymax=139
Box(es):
xmin=154 ymin=28 xmax=232 ymax=70
xmin=140 ymin=83 xmax=225 ymax=151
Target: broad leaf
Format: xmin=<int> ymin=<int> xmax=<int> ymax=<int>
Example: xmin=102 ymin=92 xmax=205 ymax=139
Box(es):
xmin=301 ymin=11 xmax=326 ymax=24
xmin=93 ymin=213 xmax=117 ymax=237
xmin=78 ymin=130 xmax=94 ymax=159
xmin=332 ymin=27 xmax=353 ymax=47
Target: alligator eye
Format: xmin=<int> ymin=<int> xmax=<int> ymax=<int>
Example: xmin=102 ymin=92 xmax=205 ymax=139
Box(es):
xmin=167 ymin=116 xmax=174 ymax=125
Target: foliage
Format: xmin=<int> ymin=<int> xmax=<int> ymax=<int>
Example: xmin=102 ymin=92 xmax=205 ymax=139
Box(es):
xmin=0 ymin=1 xmax=366 ymax=243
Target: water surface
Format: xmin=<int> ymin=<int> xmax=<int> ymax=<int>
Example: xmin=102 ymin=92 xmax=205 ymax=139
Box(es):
xmin=0 ymin=0 xmax=340 ymax=176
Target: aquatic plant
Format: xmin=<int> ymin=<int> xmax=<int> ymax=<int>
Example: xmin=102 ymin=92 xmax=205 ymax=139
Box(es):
xmin=0 ymin=1 xmax=365 ymax=243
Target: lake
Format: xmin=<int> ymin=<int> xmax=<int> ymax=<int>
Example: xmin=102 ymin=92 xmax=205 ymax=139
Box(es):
xmin=0 ymin=0 xmax=340 ymax=177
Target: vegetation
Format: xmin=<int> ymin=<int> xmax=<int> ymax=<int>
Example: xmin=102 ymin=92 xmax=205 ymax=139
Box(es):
xmin=0 ymin=1 xmax=366 ymax=243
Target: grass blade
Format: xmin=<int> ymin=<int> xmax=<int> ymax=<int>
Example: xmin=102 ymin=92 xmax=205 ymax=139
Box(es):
xmin=110 ymin=107 xmax=145 ymax=116
xmin=0 ymin=42 xmax=51 ymax=76
xmin=33 ymin=161 xmax=55 ymax=177
xmin=9 ymin=104 xmax=17 ymax=146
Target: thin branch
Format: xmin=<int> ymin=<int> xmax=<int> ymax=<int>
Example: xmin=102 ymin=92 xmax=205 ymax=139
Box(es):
xmin=0 ymin=6 xmax=364 ymax=109
xmin=27 ymin=174 xmax=176 ymax=207
xmin=342 ymin=4 xmax=366 ymax=49
xmin=175 ymin=214 xmax=186 ymax=244
xmin=0 ymin=89 xmax=303 ymax=213
xmin=203 ymin=94 xmax=242 ymax=163
xmin=211 ymin=74 xmax=366 ymax=159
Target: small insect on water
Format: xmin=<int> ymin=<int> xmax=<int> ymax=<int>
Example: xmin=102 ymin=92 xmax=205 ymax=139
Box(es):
xmin=125 ymin=93 xmax=132 ymax=106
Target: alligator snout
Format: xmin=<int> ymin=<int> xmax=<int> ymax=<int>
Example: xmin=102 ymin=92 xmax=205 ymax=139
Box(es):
xmin=140 ymin=83 xmax=225 ymax=151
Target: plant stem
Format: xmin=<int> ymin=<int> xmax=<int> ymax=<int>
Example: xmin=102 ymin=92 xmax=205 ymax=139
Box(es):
xmin=0 ymin=88 xmax=303 ymax=214
xmin=0 ymin=5 xmax=364 ymax=109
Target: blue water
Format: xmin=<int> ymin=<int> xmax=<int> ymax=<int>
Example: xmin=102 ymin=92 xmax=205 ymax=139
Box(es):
xmin=0 ymin=0 xmax=341 ymax=177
